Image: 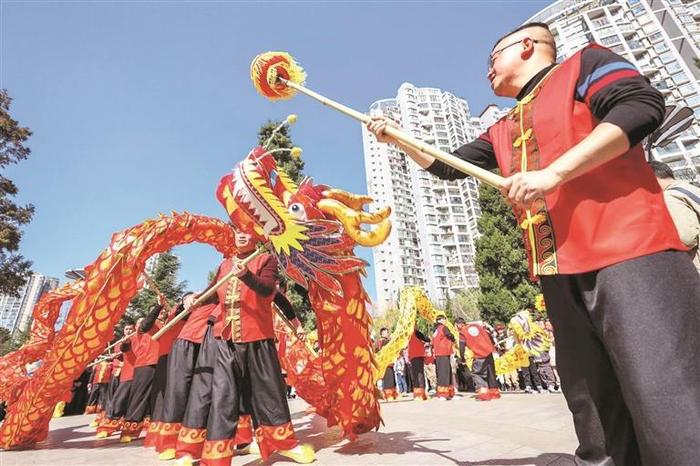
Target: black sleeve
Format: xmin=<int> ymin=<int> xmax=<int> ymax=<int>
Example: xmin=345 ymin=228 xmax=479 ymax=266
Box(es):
xmin=415 ymin=329 xmax=430 ymax=343
xmin=119 ymin=341 xmax=131 ymax=353
xmin=443 ymin=326 xmax=455 ymax=342
xmin=140 ymin=304 xmax=163 ymax=333
xmin=577 ymin=47 xmax=665 ymax=147
xmin=425 ymin=135 xmax=498 ymax=181
xmin=273 ymin=291 xmax=298 ymax=321
xmin=238 ymin=256 xmax=277 ymax=297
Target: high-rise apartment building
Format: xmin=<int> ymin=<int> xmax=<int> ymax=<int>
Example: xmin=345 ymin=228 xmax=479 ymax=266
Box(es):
xmin=0 ymin=274 xmax=60 ymax=333
xmin=528 ymin=0 xmax=700 ymax=181
xmin=362 ymin=83 xmax=508 ymax=311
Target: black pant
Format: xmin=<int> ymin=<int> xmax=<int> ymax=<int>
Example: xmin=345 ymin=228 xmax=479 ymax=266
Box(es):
xmin=124 ymin=365 xmax=156 ymax=423
xmin=542 ymin=250 xmax=700 ymax=465
xmin=87 ymin=382 xmax=108 ymax=409
xmin=161 ymin=338 xmax=200 ymax=423
xmin=410 ymin=357 xmax=425 ymax=390
xmin=104 ymin=375 xmax=120 ymax=414
xmin=382 ymin=366 xmax=396 ymax=389
xmin=471 ymin=354 xmax=497 ymax=390
xmin=149 ymin=354 xmax=169 ymax=422
xmin=182 ymin=324 xmax=220 ymax=429
xmin=521 ymin=357 xmax=543 ymax=390
xmin=435 ymin=356 xmax=453 ymax=387
xmin=206 ymin=338 xmax=291 ymax=441
xmin=108 ymin=380 xmax=132 ymax=419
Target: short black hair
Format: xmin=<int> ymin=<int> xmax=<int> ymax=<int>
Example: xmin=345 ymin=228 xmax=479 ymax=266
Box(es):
xmin=492 ymin=22 xmax=554 ymax=51
xmin=380 ymin=327 xmax=389 ymax=333
xmin=455 ymin=317 xmax=466 ymax=325
xmin=648 ymin=161 xmax=675 ymax=179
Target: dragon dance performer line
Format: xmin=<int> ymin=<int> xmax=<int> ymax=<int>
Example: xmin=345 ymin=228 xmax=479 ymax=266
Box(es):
xmin=97 ymin=323 xmax=137 ymax=438
xmin=407 ymin=327 xmax=430 ymax=400
xmin=431 ymin=314 xmax=456 ymax=400
xmin=368 ymin=22 xmax=700 ymax=466
xmin=201 ymin=227 xmax=314 ymax=466
xmin=375 ymin=327 xmax=398 ymax=401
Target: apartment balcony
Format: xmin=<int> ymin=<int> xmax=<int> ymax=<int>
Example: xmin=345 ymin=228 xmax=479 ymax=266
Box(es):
xmin=616 ymin=23 xmax=636 ymax=37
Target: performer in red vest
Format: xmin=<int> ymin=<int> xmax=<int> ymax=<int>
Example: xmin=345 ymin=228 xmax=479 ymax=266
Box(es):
xmin=456 ymin=318 xmax=498 ymax=401
xmin=120 ymin=305 xmax=163 ymax=442
xmin=201 ymin=228 xmax=314 ymax=465
xmin=375 ymin=327 xmax=398 ymax=401
xmin=96 ymin=323 xmax=137 ymax=438
xmin=431 ymin=315 xmax=456 ymax=400
xmin=367 ymin=22 xmax=700 ymax=465
xmin=407 ymin=327 xmax=430 ymax=400
xmin=85 ymin=359 xmax=112 ymax=415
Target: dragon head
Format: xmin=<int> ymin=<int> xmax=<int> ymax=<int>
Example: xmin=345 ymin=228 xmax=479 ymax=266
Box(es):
xmin=216 ymin=146 xmax=391 ymax=297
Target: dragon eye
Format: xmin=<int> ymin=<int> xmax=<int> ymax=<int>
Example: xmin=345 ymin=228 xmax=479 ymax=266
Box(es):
xmin=288 ymin=203 xmax=306 ymax=220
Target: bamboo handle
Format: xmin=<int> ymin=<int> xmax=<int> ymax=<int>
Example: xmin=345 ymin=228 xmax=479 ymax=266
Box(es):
xmin=151 ymin=247 xmax=265 ymax=341
xmin=280 ymin=78 xmax=504 ymax=188
xmin=274 ymin=303 xmax=318 ymax=358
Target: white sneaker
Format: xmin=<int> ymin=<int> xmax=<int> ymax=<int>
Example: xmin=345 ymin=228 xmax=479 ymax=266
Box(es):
xmin=524 ymin=386 xmax=533 ymax=394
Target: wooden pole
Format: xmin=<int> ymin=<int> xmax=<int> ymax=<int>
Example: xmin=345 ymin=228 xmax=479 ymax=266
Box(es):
xmin=279 ymin=78 xmax=504 ymax=188
xmin=274 ymin=303 xmax=318 ymax=358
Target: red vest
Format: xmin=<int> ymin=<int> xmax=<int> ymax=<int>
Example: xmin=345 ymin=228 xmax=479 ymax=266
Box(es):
xmin=432 ymin=324 xmax=453 ymax=357
xmin=462 ymin=324 xmax=496 ymax=359
xmin=132 ymin=329 xmax=159 ymax=367
xmin=408 ymin=333 xmax=426 ymax=360
xmin=488 ymin=44 xmax=684 ymax=276
xmin=375 ymin=337 xmax=393 ymax=367
xmin=177 ymin=303 xmax=219 ymax=344
xmin=213 ymin=255 xmax=277 ymax=343
xmin=111 ymin=359 xmax=122 ymax=378
xmin=91 ymin=361 xmax=112 ymax=384
xmin=120 ymin=350 xmax=136 ymax=382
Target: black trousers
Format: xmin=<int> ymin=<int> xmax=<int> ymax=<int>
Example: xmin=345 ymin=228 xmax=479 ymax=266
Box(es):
xmin=161 ymin=338 xmax=200 ymax=423
xmin=206 ymin=338 xmax=291 ymax=441
xmin=541 ymin=250 xmax=700 ymax=466
xmin=124 ymin=365 xmax=156 ymax=422
xmin=382 ymin=366 xmax=396 ymax=389
xmin=87 ymin=382 xmax=108 ymax=409
xmin=521 ymin=357 xmax=543 ymax=390
xmin=471 ymin=354 xmax=498 ymax=390
xmin=108 ymin=380 xmax=132 ymax=419
xmin=435 ymin=356 xmax=453 ymax=387
xmin=182 ymin=324 xmax=220 ymax=429
xmin=149 ymin=354 xmax=169 ymax=422
xmin=410 ymin=357 xmax=425 ymax=390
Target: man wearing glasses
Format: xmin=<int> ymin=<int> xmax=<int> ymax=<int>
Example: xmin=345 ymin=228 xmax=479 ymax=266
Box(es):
xmin=367 ymin=22 xmax=699 ymax=465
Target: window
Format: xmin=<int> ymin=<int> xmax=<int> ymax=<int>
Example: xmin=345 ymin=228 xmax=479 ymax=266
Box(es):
xmin=671 ymin=72 xmax=689 ymax=85
xmin=678 ymin=83 xmax=695 ymax=96
xmin=653 ymin=43 xmax=669 ymax=54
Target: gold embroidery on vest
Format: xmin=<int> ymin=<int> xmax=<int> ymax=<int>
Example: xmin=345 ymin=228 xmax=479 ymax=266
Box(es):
xmin=224 ymin=274 xmax=242 ymax=342
xmin=510 ymin=66 xmax=560 ymax=277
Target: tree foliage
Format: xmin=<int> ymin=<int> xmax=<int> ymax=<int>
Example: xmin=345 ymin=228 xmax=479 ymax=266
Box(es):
xmin=257 ymin=120 xmax=305 ymax=183
xmin=0 ymin=89 xmax=34 ymax=296
xmin=116 ymin=251 xmax=186 ymax=338
xmin=474 ymin=182 xmax=540 ymax=324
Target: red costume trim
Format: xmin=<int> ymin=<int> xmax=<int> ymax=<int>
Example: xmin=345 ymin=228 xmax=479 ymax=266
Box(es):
xmin=155 ymin=421 xmax=182 ymax=452
xmin=175 ymin=427 xmax=207 ymax=460
xmin=254 ymin=422 xmax=299 ymax=460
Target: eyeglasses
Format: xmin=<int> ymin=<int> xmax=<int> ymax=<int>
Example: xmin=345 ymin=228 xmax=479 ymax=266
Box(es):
xmin=488 ymin=38 xmax=551 ymax=70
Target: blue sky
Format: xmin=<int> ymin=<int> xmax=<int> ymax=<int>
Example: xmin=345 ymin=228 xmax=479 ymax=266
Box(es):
xmin=2 ymin=1 xmax=548 ymax=301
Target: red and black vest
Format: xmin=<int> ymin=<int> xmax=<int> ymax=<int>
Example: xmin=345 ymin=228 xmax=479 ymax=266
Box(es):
xmin=177 ymin=303 xmax=219 ymax=344
xmin=408 ymin=333 xmax=426 ymax=360
xmin=213 ymin=255 xmax=277 ymax=343
xmin=91 ymin=361 xmax=112 ymax=384
xmin=461 ymin=324 xmax=495 ymax=359
xmin=488 ymin=44 xmax=684 ymax=277
xmin=132 ymin=329 xmax=159 ymax=367
xmin=120 ymin=350 xmax=136 ymax=382
xmin=432 ymin=324 xmax=453 ymax=357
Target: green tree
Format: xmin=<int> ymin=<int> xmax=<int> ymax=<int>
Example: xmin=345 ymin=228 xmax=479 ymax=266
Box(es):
xmin=0 ymin=323 xmax=32 ymax=356
xmin=447 ymin=288 xmax=482 ymax=323
xmin=474 ymin=181 xmax=540 ymax=324
xmin=119 ymin=251 xmax=187 ymax=336
xmin=257 ymin=120 xmax=305 ymax=183
xmin=0 ymin=89 xmax=34 ymax=296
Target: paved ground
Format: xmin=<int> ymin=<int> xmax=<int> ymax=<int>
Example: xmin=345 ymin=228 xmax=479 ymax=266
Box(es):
xmin=0 ymin=392 xmax=578 ymax=466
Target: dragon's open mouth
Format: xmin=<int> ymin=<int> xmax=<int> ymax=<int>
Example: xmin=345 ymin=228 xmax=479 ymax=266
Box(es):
xmin=232 ymin=160 xmax=284 ymax=236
